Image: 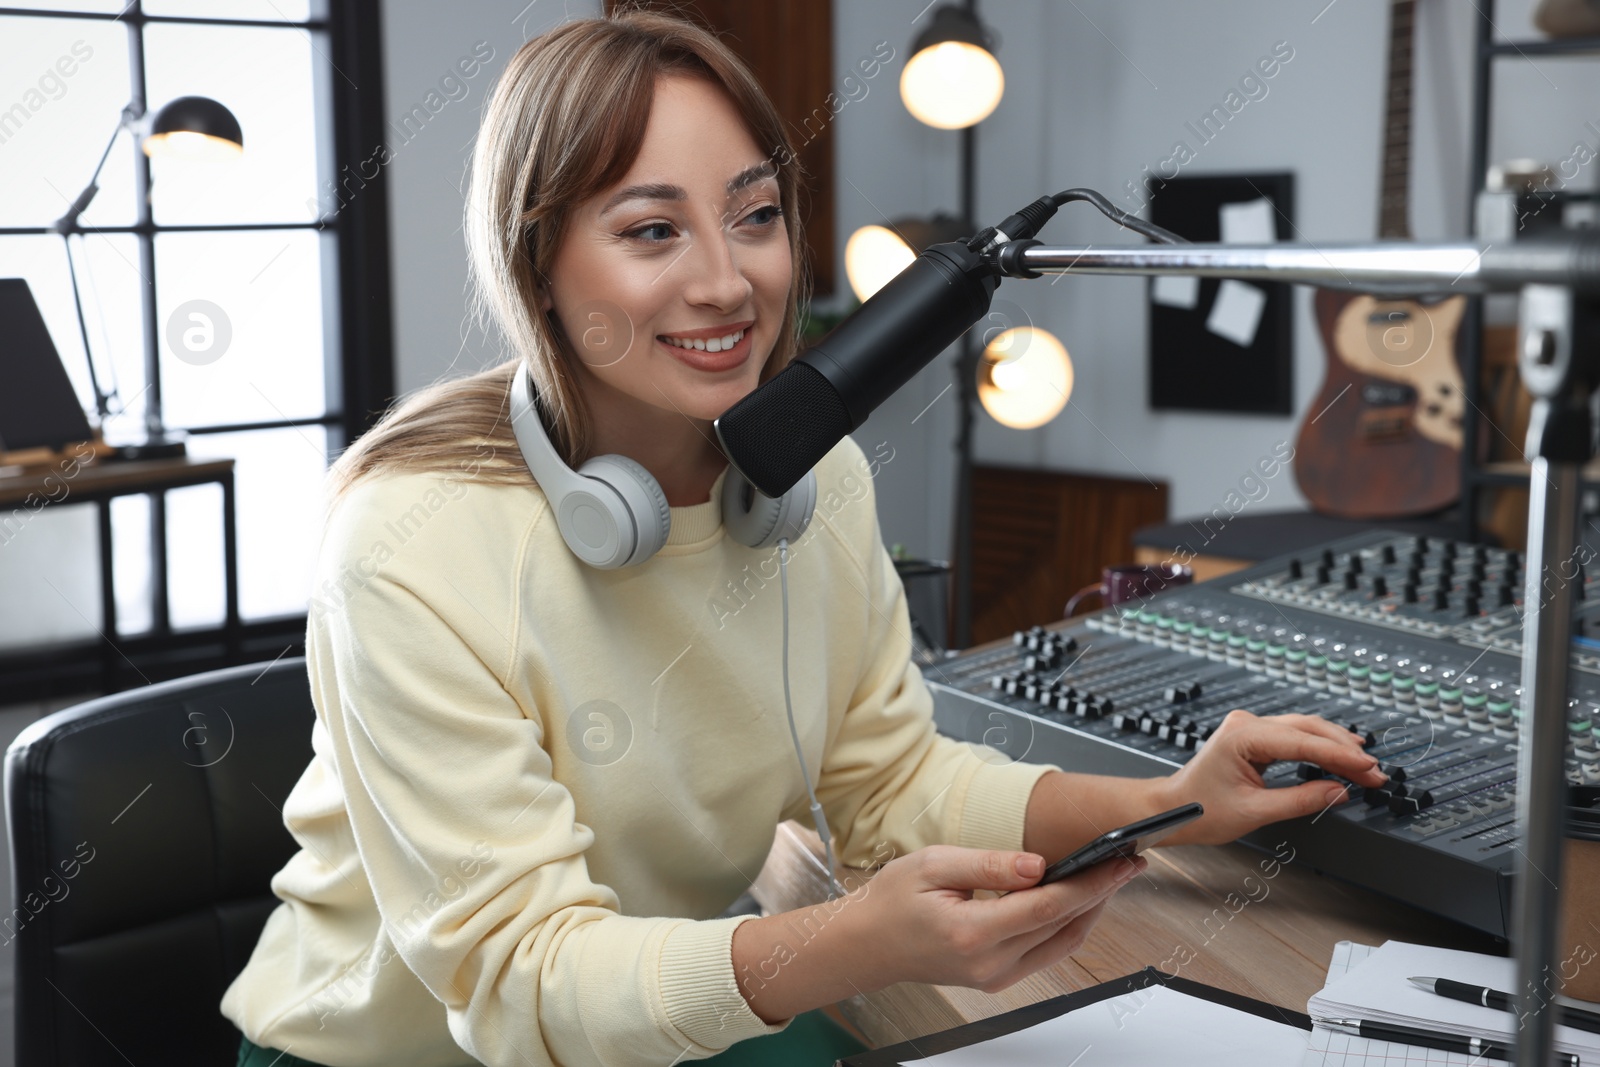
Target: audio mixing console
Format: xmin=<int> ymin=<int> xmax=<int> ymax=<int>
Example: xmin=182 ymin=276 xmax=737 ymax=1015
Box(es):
xmin=926 ymin=530 xmax=1600 ymax=940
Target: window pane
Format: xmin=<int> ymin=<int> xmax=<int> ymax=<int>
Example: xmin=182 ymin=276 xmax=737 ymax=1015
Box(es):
xmin=0 ymin=2 xmax=131 ymax=11
xmin=164 ymin=480 xmax=222 ymax=629
xmin=0 ymin=233 xmax=148 ymax=437
xmin=181 ymin=427 xmax=329 ymax=621
xmin=0 ymin=504 xmax=102 ymax=650
xmin=143 ymin=0 xmax=313 ymax=21
xmin=144 ymin=22 xmax=321 ymax=225
xmin=0 ymin=16 xmax=137 ymax=228
xmin=154 ymin=228 xmax=328 ymax=429
xmin=111 ymin=492 xmax=153 ymax=635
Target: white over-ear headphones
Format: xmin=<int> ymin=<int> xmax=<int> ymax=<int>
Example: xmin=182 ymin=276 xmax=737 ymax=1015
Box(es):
xmin=509 ymin=365 xmax=817 ymax=568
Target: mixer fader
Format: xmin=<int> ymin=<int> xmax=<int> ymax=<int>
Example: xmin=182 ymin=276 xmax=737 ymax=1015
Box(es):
xmin=926 ymin=531 xmax=1600 ymax=939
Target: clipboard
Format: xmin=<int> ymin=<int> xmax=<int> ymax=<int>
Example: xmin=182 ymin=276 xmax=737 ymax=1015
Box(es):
xmin=838 ymin=967 xmax=1312 ymax=1066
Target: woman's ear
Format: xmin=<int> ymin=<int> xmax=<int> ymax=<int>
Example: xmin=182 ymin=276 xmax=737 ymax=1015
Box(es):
xmin=536 ymin=284 xmax=553 ymax=314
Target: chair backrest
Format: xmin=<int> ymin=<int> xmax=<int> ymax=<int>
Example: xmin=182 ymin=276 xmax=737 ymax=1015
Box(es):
xmin=6 ymin=657 xmax=315 ymax=1066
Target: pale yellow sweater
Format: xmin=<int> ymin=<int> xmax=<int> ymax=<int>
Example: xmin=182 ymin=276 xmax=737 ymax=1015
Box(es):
xmin=220 ymin=436 xmax=1057 ymax=1067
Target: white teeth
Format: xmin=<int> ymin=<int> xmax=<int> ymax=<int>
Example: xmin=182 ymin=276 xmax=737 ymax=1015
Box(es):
xmin=661 ymin=328 xmax=745 ymax=352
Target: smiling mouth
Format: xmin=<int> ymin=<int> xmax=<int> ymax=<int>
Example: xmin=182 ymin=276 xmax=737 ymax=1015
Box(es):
xmin=657 ymin=327 xmax=748 ymax=353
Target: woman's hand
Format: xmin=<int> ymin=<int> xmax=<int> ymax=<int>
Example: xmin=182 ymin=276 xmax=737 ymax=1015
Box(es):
xmin=838 ymin=844 xmax=1146 ymax=995
xmin=733 ymin=843 xmax=1146 ymax=1024
xmin=1156 ymin=709 xmax=1389 ymax=846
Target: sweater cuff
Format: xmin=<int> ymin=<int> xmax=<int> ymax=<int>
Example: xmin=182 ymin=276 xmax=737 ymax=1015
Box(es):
xmin=953 ymin=756 xmax=1060 ymax=852
xmin=658 ymin=914 xmax=790 ymax=1053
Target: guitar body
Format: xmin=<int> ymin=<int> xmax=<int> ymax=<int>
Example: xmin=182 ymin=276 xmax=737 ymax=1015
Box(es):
xmin=1294 ymin=286 xmax=1465 ymax=518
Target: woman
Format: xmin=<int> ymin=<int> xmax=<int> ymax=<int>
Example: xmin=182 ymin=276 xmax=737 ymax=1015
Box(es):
xmin=222 ymin=10 xmax=1387 ymax=1067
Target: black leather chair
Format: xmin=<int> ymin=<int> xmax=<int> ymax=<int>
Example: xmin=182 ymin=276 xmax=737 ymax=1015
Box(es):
xmin=6 ymin=657 xmax=315 ymax=1065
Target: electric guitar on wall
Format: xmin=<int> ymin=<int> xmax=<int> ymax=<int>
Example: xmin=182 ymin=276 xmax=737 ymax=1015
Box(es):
xmin=1293 ymin=0 xmax=1467 ymax=519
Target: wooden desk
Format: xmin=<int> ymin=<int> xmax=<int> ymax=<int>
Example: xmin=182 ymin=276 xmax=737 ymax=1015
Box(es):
xmin=0 ymin=455 xmax=240 ymax=690
xmin=750 ymin=821 xmax=1503 ymax=1050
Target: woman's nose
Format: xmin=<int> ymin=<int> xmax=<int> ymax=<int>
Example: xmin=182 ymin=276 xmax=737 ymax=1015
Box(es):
xmin=681 ymin=221 xmax=754 ymax=311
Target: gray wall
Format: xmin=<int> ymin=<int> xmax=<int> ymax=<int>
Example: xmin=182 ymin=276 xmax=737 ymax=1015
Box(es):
xmin=381 ymin=0 xmax=1600 ymax=566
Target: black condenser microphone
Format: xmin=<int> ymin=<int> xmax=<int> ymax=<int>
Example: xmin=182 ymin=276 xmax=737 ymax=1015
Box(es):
xmin=714 ymin=238 xmax=1000 ymax=498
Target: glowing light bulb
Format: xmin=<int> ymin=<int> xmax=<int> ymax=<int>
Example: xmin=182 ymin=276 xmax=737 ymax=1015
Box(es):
xmin=900 ymin=40 xmax=1004 ymax=129
xmin=978 ymin=327 xmax=1072 ymax=429
xmin=844 ymin=224 xmax=916 ymax=302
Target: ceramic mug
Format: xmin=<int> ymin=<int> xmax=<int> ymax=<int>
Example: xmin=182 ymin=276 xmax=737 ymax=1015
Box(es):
xmin=1065 ymin=563 xmax=1194 ymax=618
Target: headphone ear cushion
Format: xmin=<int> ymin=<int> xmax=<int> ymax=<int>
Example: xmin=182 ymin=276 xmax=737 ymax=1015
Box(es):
xmin=577 ymin=454 xmax=671 ymax=566
xmin=723 ymin=469 xmax=817 ymax=550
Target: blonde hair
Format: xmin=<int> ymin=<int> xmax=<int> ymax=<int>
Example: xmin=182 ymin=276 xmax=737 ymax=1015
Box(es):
xmin=324 ymin=7 xmax=811 ymax=505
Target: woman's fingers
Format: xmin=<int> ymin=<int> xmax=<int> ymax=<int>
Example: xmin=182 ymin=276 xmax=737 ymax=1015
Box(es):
xmin=1227 ymin=715 xmax=1386 ymax=785
xmin=912 ymin=845 xmax=1054 ymax=896
xmin=981 ymin=898 xmax=1113 ymax=993
xmin=975 ymin=854 xmax=1146 ymax=944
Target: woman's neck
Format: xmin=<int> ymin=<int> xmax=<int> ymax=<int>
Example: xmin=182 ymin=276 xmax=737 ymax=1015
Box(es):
xmin=580 ymin=376 xmax=727 ymax=506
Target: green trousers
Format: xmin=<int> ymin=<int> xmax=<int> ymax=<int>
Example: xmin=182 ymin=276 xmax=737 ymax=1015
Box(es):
xmin=237 ymin=1009 xmax=866 ymax=1066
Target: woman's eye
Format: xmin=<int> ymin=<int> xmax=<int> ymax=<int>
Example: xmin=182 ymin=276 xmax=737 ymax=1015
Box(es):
xmin=625 ymin=222 xmax=676 ymax=244
xmin=744 ymin=205 xmax=783 ymax=227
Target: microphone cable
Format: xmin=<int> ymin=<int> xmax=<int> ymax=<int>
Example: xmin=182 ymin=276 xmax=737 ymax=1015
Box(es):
xmin=777 ymin=537 xmax=847 ymax=902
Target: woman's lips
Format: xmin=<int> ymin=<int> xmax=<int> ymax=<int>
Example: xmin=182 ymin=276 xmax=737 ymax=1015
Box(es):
xmin=656 ymin=328 xmax=753 ymax=372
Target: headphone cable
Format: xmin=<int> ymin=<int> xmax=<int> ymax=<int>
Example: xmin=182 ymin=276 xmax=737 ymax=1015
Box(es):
xmin=778 ymin=538 xmax=847 ymax=901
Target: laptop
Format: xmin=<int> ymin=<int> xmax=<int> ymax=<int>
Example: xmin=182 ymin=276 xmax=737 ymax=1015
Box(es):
xmin=0 ymin=277 xmax=95 ymax=454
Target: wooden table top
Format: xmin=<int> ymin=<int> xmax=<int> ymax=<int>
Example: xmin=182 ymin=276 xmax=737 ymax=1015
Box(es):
xmin=749 ymin=821 xmax=1504 ymax=1050
xmin=0 ymin=455 xmax=235 ymax=508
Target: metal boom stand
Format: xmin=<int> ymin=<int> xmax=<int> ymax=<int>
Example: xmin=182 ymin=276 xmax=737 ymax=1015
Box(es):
xmin=990 ymin=232 xmax=1600 ymax=1067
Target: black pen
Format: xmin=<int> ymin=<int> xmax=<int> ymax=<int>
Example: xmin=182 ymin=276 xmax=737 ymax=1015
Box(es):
xmin=1411 ymin=976 xmax=1600 ymax=1036
xmin=1316 ymin=1016 xmax=1580 ymax=1066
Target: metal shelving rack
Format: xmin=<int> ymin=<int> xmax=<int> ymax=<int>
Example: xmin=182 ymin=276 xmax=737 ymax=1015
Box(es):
xmin=1459 ymin=0 xmax=1600 ymax=543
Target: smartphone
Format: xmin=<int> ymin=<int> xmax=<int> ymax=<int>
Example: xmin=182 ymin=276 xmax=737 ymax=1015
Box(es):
xmin=1037 ymin=802 xmax=1204 ymax=885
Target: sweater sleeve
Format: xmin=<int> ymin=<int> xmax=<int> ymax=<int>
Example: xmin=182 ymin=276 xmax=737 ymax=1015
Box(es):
xmin=309 ymin=481 xmax=786 ymax=1067
xmin=807 ymin=446 xmax=1060 ymax=870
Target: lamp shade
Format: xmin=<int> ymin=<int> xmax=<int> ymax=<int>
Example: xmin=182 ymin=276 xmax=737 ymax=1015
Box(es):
xmin=844 ymin=214 xmax=971 ymax=302
xmin=901 ymin=5 xmax=1004 ymax=129
xmin=978 ymin=326 xmax=1071 ymax=429
xmin=143 ymin=96 xmax=243 ymax=162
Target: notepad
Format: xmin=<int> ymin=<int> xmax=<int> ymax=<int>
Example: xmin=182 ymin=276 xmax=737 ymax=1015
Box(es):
xmin=1307 ymin=940 xmax=1600 ymax=1063
xmin=1304 ymin=942 xmax=1484 ymax=1067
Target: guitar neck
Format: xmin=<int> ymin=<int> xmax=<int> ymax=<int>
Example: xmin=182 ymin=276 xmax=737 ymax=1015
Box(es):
xmin=1378 ymin=0 xmax=1416 ymax=239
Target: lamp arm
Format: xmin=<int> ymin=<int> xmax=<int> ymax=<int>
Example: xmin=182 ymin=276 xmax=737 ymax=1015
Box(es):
xmin=48 ymin=101 xmax=144 ymax=237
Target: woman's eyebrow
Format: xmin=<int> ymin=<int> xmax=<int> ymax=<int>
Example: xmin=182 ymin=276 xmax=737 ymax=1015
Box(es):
xmin=598 ymin=162 xmax=778 ymax=217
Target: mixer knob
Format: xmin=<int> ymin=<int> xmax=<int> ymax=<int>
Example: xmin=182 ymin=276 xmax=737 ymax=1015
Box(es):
xmin=1369 ymin=575 xmax=1388 ymax=598
xmin=1381 ymin=764 xmax=1407 ymax=783
xmin=1343 ymin=571 xmax=1360 ymax=591
xmin=1381 ymin=544 xmax=1398 ymax=564
xmin=1403 ymin=583 xmax=1419 ymax=604
xmin=1417 ymin=536 xmax=1431 ymax=552
xmin=1470 ymin=561 xmax=1487 ymax=582
xmin=1406 ymin=565 xmax=1423 ymax=586
xmin=1315 ymin=565 xmax=1332 ymax=585
xmin=1472 ymin=544 xmax=1488 ymax=563
xmin=1432 ymin=590 xmax=1450 ymax=611
xmin=1496 ymin=584 xmax=1515 ymax=607
xmin=1288 ymin=558 xmax=1303 ymax=580
xmin=1320 ymin=548 xmax=1336 ymax=568
xmin=1439 ymin=557 xmax=1456 ymax=579
xmin=1348 ymin=555 xmax=1364 ymax=575
xmin=1463 ymin=595 xmax=1481 ymax=617
xmin=1506 ymin=549 xmax=1522 ymax=569
xmin=1165 ymin=685 xmax=1189 ymax=704
xmin=1297 ymin=763 xmax=1327 ymax=780
xmin=1442 ymin=542 xmax=1459 ymax=560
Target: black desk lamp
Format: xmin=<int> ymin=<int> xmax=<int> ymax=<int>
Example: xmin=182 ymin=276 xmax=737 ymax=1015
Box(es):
xmin=47 ymin=94 xmax=243 ymax=459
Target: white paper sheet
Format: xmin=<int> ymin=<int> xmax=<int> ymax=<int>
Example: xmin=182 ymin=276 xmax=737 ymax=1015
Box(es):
xmin=1308 ymin=940 xmax=1600 ymax=1060
xmin=1152 ymin=274 xmax=1200 ymax=309
xmin=1206 ymin=279 xmax=1266 ymax=346
xmin=1302 ymin=942 xmax=1482 ymax=1067
xmin=917 ymin=983 xmax=1309 ymax=1067
xmin=1220 ymin=197 xmax=1277 ymax=244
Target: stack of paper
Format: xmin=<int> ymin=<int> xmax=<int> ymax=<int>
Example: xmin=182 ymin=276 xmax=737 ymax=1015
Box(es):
xmin=1307 ymin=940 xmax=1600 ymax=1062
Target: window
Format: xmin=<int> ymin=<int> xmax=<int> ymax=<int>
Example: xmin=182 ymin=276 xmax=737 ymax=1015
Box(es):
xmin=0 ymin=1 xmax=391 ymax=686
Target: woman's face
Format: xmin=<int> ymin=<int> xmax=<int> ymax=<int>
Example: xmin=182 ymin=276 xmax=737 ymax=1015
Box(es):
xmin=540 ymin=74 xmax=793 ymax=425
